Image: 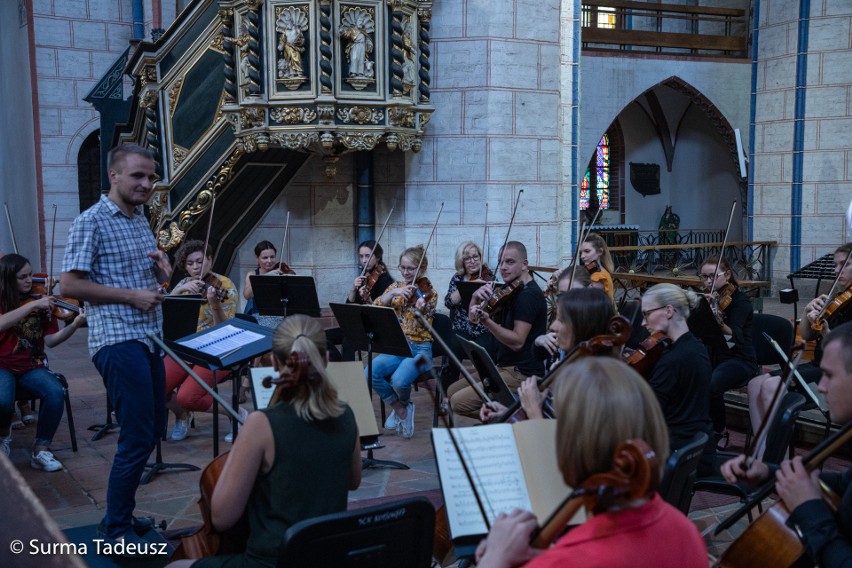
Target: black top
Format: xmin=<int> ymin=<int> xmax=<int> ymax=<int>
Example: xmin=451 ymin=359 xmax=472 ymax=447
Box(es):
xmin=444 ymin=272 xmax=494 ymax=338
xmin=488 ymin=280 xmax=547 ymax=377
xmin=813 ymin=302 xmax=852 ymax=366
xmin=648 ymin=332 xmax=714 ymax=460
xmin=789 ymin=468 xmax=852 ymax=566
xmin=346 ymin=265 xmax=394 ymax=305
xmin=718 ymin=287 xmax=757 ymax=365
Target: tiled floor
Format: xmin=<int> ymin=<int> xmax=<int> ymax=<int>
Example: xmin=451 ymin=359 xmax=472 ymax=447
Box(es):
xmin=3 ymin=297 xmax=846 ymax=565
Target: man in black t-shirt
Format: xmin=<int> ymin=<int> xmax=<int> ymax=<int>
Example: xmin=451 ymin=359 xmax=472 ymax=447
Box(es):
xmin=448 ymin=241 xmax=547 ymax=419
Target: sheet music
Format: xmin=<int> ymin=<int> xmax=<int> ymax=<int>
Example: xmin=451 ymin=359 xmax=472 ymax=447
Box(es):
xmin=432 ymin=425 xmax=532 ymax=538
xmin=178 ymin=324 xmax=264 ymax=357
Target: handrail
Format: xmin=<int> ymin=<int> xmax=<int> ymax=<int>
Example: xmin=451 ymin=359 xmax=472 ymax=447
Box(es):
xmin=609 ymin=240 xmax=776 ymax=253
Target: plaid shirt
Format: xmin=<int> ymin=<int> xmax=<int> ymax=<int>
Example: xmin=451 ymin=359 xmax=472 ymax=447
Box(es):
xmin=62 ymin=195 xmax=163 ymax=356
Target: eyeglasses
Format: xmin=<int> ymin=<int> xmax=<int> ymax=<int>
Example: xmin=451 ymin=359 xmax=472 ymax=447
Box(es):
xmin=463 ymin=255 xmax=480 ymax=263
xmin=641 ymin=305 xmax=668 ymax=319
xmin=698 ymin=273 xmax=722 ymax=281
xmin=398 ymin=265 xmax=417 ymax=273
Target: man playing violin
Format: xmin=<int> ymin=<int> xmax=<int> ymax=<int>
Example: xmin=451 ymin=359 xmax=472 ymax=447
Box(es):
xmin=747 ymin=243 xmax=852 ymax=444
xmin=722 ymin=321 xmax=852 ymax=567
xmin=449 ymin=241 xmax=547 ymax=420
xmin=61 ymin=143 xmax=172 ymax=550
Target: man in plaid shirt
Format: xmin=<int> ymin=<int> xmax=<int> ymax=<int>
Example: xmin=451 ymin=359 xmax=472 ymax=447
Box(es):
xmin=62 ymin=143 xmax=172 ymax=548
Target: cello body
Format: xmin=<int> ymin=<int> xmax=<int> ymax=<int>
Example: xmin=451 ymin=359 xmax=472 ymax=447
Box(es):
xmin=715 ymin=501 xmax=807 ymax=568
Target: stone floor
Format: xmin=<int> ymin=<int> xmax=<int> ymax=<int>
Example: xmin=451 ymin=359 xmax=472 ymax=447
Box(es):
xmin=2 ymin=297 xmax=847 ymax=566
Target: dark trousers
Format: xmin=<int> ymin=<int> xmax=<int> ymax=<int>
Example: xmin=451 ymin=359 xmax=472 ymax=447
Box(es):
xmin=710 ymin=358 xmax=759 ymax=432
xmin=92 ymin=340 xmax=166 ymax=538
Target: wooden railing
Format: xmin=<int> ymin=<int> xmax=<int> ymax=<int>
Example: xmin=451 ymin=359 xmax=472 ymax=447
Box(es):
xmin=582 ymin=0 xmax=749 ymax=58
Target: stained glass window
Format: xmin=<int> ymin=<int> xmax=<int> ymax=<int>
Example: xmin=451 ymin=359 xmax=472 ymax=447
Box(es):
xmin=580 ymin=133 xmax=611 ymax=210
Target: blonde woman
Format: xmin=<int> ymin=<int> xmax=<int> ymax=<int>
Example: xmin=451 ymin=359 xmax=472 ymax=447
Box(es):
xmin=168 ymin=315 xmax=361 ymax=568
xmin=476 ymin=358 xmax=706 ymax=567
xmin=581 ymin=232 xmax=615 ymax=300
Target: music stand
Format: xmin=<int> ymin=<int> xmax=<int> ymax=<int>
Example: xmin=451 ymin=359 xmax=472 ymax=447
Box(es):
xmin=458 ymin=336 xmax=517 ymax=407
xmin=164 ymin=318 xmax=273 ymax=458
xmin=250 ymin=275 xmax=321 ymax=318
xmin=456 ymin=281 xmax=488 ymax=310
xmin=162 ymin=295 xmax=204 ymax=340
xmin=330 ymin=302 xmax=411 ymax=470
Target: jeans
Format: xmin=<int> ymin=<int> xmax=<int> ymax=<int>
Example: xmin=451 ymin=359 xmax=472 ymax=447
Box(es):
xmin=710 ymin=358 xmax=760 ymax=432
xmin=367 ymin=342 xmax=432 ymax=406
xmin=92 ymin=340 xmax=166 ymax=538
xmin=0 ymin=367 xmax=65 ymax=447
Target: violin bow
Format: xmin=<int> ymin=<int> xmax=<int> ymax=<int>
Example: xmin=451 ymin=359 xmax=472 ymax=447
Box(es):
xmin=4 ymin=202 xmax=19 ymax=254
xmin=359 ymin=206 xmax=394 ymax=279
xmin=200 ymin=194 xmax=217 ymax=280
xmin=48 ymin=204 xmax=58 ymax=294
xmin=497 ymin=190 xmax=524 ymax=276
xmin=280 ymin=211 xmax=291 ymax=271
xmin=412 ymin=353 xmax=494 ymax=532
xmin=710 ymin=200 xmax=737 ymax=292
xmin=412 ymin=202 xmax=444 ymax=284
xmin=478 ymin=203 xmax=488 ymax=280
xmin=414 ymin=310 xmax=491 ymax=404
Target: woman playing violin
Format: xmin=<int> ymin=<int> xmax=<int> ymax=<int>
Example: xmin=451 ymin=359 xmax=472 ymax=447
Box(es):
xmin=699 ymin=255 xmax=758 ymax=446
xmin=167 ymin=315 xmax=361 ymax=568
xmin=0 ymin=254 xmax=87 ymax=471
xmin=242 ymin=241 xmax=290 ymax=316
xmin=368 ymin=245 xmax=438 ymax=439
xmin=747 ymin=242 xmax=852 ymax=448
xmin=347 ymin=239 xmax=393 ymax=304
xmin=475 ymin=357 xmax=706 ymax=568
xmin=721 ymin=322 xmax=852 ymax=568
xmin=481 ymin=287 xmax=617 ymax=423
xmin=440 ymin=241 xmax=497 ymax=391
xmin=641 ymin=283 xmax=715 ymax=475
xmin=165 ymin=240 xmax=240 ymax=442
xmin=580 ymin=232 xmax=615 ymax=301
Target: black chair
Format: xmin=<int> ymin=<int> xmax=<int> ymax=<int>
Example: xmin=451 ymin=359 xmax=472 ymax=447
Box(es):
xmin=16 ymin=371 xmax=78 ymax=452
xmin=693 ymin=392 xmax=807 ymax=521
xmin=278 ymin=496 xmax=435 ymax=567
xmin=659 ymin=431 xmax=708 ymax=515
xmin=751 ymin=313 xmax=794 ymax=366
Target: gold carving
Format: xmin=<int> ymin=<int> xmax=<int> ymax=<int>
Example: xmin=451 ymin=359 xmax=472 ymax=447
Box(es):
xmin=177 ymin=148 xmax=245 ymax=231
xmin=239 ymin=108 xmax=265 ymax=129
xmin=323 ymin=156 xmax=339 ymax=178
xmin=173 ymin=145 xmax=189 ymax=166
xmin=157 ymin=222 xmax=186 ymax=252
xmin=388 ymin=108 xmax=415 ymax=128
xmin=338 ymin=132 xmax=381 ymax=151
xmin=270 ymin=107 xmax=317 ymax=124
xmin=419 ymin=112 xmax=431 ymax=129
xmin=168 ymin=78 xmax=184 ymax=116
xmin=337 ymin=106 xmax=383 ymax=124
xmin=275 ymin=6 xmax=309 ymax=90
xmin=146 ymin=66 xmax=157 ymax=81
xmin=138 ymin=90 xmax=157 ymax=109
xmin=210 ymin=33 xmax=225 ymax=53
xmin=270 ymin=132 xmax=319 ymax=150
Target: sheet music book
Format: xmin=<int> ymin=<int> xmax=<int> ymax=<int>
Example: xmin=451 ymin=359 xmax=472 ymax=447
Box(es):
xmin=178 ymin=324 xmax=265 ymax=357
xmin=166 ymin=318 xmax=273 ymax=370
xmin=431 ymin=420 xmax=581 ymax=544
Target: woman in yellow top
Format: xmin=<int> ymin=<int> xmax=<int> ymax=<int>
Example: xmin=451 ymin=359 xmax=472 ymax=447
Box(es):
xmin=165 ymin=240 xmax=240 ymax=442
xmin=581 ymin=232 xmax=615 ymax=301
xmin=366 ymin=245 xmax=438 ymax=439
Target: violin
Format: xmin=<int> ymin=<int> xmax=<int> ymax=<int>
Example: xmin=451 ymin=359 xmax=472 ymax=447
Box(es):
xmin=275 ymin=261 xmax=296 ymax=275
xmin=359 ymin=263 xmax=386 ymax=303
xmin=715 ymin=420 xmax=852 ymax=567
xmin=471 ymin=280 xmax=521 ymax=324
xmin=496 ymin=315 xmax=632 ymax=423
xmin=530 ymin=438 xmax=658 ymax=548
xmin=467 ymin=265 xmax=494 ymax=282
xmin=708 ymin=282 xmax=736 ymax=325
xmin=408 ymin=276 xmax=434 ymax=306
xmin=27 ymin=274 xmax=81 ymax=321
xmin=812 ymin=285 xmax=852 ymax=333
xmin=623 ymin=332 xmax=671 ymax=379
xmin=200 ymin=273 xmax=230 ymax=304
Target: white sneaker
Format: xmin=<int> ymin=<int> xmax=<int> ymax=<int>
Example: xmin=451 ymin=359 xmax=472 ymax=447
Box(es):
xmin=31 ymin=450 xmax=63 ymax=472
xmin=170 ymin=412 xmax=192 ymax=441
xmin=1 ymin=433 xmax=11 ymax=457
xmin=384 ymin=409 xmax=401 ymax=431
xmin=225 ymin=406 xmax=250 ymax=443
xmin=401 ymin=403 xmax=416 ymax=439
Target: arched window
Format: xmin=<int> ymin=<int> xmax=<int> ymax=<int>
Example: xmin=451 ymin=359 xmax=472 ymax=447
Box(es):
xmin=579 ymin=123 xmax=624 ymax=223
xmin=77 ymin=130 xmax=101 ymax=212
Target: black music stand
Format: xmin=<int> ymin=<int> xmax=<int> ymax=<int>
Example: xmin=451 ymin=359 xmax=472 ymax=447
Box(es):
xmin=456 ymin=281 xmax=488 ymax=310
xmin=162 ymin=295 xmax=204 ymax=341
xmin=458 ymin=336 xmax=517 ymax=407
xmin=164 ymin=318 xmax=273 ymax=458
xmin=330 ymin=302 xmax=411 ymax=470
xmin=250 ymin=275 xmax=321 ymax=317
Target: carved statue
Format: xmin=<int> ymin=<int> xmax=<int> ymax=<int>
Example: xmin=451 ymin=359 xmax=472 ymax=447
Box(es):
xmin=401 ymin=17 xmax=417 ymax=93
xmin=340 ymin=8 xmax=375 ymax=78
xmin=276 ymin=7 xmax=308 ymax=80
xmin=235 ymin=19 xmax=251 ymax=89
